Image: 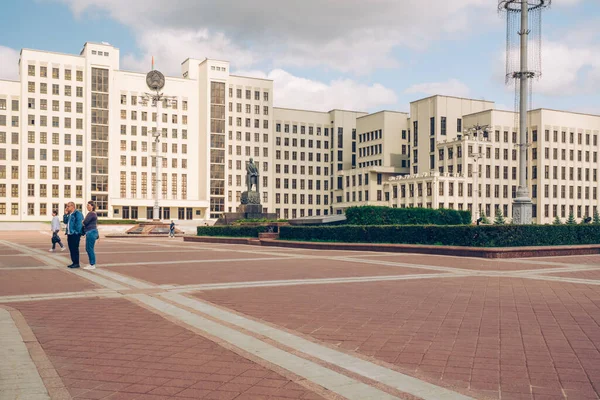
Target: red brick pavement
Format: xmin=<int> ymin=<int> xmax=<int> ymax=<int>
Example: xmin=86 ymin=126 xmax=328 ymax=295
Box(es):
xmin=350 ymin=254 xmax=561 ymax=271
xmin=0 ymin=269 xmax=99 ymax=296
xmin=549 ymin=270 xmax=600 ymax=280
xmin=109 ymin=258 xmax=435 ymax=286
xmin=96 ymin=250 xmax=282 ymax=265
xmin=11 ymin=298 xmax=325 ymax=400
xmin=196 ymin=277 xmax=600 ymax=400
xmin=532 ymin=255 xmax=600 ymax=266
xmin=0 ymin=255 xmax=47 ymax=267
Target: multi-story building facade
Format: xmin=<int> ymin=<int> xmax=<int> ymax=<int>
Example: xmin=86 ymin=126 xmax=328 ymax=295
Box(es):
xmin=1 ymin=42 xmax=599 ymax=224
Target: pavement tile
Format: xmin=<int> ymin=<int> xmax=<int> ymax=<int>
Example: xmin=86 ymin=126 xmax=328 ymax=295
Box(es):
xmin=0 ymin=269 xmax=98 ymax=296
xmin=197 ymin=276 xmax=600 ymax=399
xmin=9 ymin=297 xmax=324 ymax=400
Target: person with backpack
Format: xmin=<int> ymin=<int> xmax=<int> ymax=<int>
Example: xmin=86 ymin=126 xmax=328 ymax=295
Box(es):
xmin=169 ymin=220 xmax=175 ymax=238
xmin=49 ymin=210 xmax=65 ymax=252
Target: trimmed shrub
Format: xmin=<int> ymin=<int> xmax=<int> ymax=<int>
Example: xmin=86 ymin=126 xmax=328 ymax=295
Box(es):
xmin=279 ymin=224 xmax=600 ymax=247
xmin=345 ymin=206 xmax=471 ymax=226
xmin=197 ymin=226 xmax=268 ymax=238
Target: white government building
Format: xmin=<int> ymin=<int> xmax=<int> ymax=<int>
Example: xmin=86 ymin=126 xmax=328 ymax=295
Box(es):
xmin=1 ymin=42 xmax=599 ymax=224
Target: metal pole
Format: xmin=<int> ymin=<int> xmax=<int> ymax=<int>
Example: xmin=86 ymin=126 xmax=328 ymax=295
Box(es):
xmin=153 ymin=94 xmax=161 ymax=221
xmin=512 ymin=0 xmax=533 ymax=224
xmin=518 ymin=0 xmax=528 ymax=197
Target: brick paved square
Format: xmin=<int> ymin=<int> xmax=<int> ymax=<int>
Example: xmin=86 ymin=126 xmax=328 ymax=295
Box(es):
xmin=3 ymin=232 xmax=600 ymax=400
xmin=108 ymin=258 xmax=435 ymax=286
xmin=0 ymin=269 xmax=98 ymax=296
xmin=0 ymin=255 xmax=46 ymax=268
xmin=351 ymin=253 xmax=560 ymax=271
xmin=10 ymin=298 xmax=324 ymax=400
xmin=196 ymin=277 xmax=600 ymax=399
xmin=549 ymin=270 xmax=600 ymax=280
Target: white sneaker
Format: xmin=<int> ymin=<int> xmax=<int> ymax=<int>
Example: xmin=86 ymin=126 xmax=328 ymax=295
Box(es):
xmin=49 ymin=249 xmax=54 ymax=252
xmin=83 ymin=265 xmax=96 ymax=270
xmin=61 ymin=247 xmax=66 ymax=251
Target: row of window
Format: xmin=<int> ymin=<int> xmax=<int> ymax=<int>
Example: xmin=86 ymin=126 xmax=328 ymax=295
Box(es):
xmin=275 ymin=124 xmax=330 ymax=136
xmin=119 ymin=156 xmax=188 ymax=169
xmin=532 ymin=147 xmax=598 ymax=163
xmin=228 ymin=159 xmax=269 ymax=172
xmin=275 ymin=137 xmax=329 ymax=149
xmin=228 ymin=103 xmax=269 ymax=116
xmin=25 ymin=99 xmax=84 ymax=114
xmin=359 ymin=130 xmax=382 ymax=143
xmin=0 ymin=148 xmax=84 ymax=163
xmin=534 ymin=184 xmax=599 ymax=200
xmin=229 ymin=87 xmax=269 ymax=102
xmin=0 ymin=115 xmax=19 ymax=127
xmin=120 ymin=110 xmax=188 ymax=124
xmin=275 ymin=193 xmax=328 ymax=206
xmin=120 ymin=95 xmax=188 ymax=110
xmin=275 ymin=150 xmax=330 ymax=162
xmin=228 ymin=145 xmax=268 ymax=158
xmin=275 ymin=178 xmax=329 ymax=191
xmin=229 ymin=131 xmax=269 ymax=143
xmin=120 ymin=126 xmax=188 ymax=139
xmin=120 ymin=140 xmax=188 ymax=154
xmin=0 ymin=99 xmax=20 ymax=111
xmin=275 ymin=208 xmax=328 ymax=219
xmin=536 ymin=130 xmax=598 ymax=146
xmin=230 ymin=117 xmax=269 ymax=129
xmin=0 ymin=183 xmax=83 ymax=198
xmin=27 ymin=65 xmax=83 ymax=81
xmin=0 ymin=165 xmax=84 ymax=180
xmin=273 ymin=164 xmax=328 ymax=176
xmin=119 ymin=172 xmax=187 ymax=200
xmin=27 ymin=82 xmax=83 ymax=97
xmin=532 ymin=166 xmax=598 ymax=182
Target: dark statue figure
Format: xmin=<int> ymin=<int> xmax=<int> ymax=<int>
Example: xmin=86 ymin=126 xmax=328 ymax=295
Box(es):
xmin=246 ymin=158 xmax=259 ymax=192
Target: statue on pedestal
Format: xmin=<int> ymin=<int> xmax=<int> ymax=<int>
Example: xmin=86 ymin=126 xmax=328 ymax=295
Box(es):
xmin=246 ymin=158 xmax=259 ymax=192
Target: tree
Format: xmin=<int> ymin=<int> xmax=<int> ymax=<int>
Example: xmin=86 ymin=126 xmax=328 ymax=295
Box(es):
xmin=494 ymin=208 xmax=506 ymax=225
xmin=594 ymin=209 xmax=600 ymax=225
xmin=479 ymin=210 xmax=490 ymax=225
xmin=566 ymin=212 xmax=577 ymax=225
xmin=553 ymin=216 xmax=562 ymax=225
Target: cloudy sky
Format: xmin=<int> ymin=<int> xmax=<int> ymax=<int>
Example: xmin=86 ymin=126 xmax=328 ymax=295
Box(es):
xmin=0 ymin=0 xmax=598 ymax=114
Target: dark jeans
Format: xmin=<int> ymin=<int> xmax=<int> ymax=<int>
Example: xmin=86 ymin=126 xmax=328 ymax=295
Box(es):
xmin=67 ymin=234 xmax=81 ymax=266
xmin=85 ymin=229 xmax=98 ymax=265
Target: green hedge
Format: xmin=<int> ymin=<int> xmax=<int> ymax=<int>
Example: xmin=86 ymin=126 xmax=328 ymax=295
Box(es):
xmin=197 ymin=226 xmax=268 ymax=238
xmin=279 ymin=224 xmax=600 ymax=247
xmin=345 ymin=206 xmax=471 ymax=226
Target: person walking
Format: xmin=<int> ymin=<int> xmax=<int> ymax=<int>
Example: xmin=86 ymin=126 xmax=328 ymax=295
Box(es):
xmin=169 ymin=220 xmax=175 ymax=238
xmin=63 ymin=202 xmax=83 ymax=269
xmin=83 ymin=201 xmax=99 ymax=270
xmin=49 ymin=210 xmax=65 ymax=252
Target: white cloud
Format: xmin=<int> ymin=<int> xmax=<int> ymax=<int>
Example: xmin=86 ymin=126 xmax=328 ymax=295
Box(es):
xmin=404 ymin=79 xmax=471 ymax=98
xmin=235 ymin=69 xmax=398 ymax=112
xmin=54 ymin=0 xmax=495 ymax=75
xmin=121 ymin=29 xmax=258 ymax=76
xmin=0 ymin=46 xmax=20 ymax=81
xmin=534 ymin=40 xmax=600 ymax=96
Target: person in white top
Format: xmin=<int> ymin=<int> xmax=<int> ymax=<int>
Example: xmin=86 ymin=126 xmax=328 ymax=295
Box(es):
xmin=49 ymin=210 xmax=65 ymax=252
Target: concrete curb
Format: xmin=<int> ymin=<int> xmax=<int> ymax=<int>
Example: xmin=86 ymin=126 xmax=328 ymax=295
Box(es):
xmin=184 ymin=236 xmax=600 ymax=258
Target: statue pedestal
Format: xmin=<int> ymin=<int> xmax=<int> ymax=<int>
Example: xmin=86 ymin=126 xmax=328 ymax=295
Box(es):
xmin=215 ymin=191 xmax=277 ymax=225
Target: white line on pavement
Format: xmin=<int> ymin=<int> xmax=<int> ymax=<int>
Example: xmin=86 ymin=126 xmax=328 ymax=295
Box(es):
xmin=132 ymin=293 xmax=402 ymax=400
xmin=162 ymin=292 xmax=475 ymax=400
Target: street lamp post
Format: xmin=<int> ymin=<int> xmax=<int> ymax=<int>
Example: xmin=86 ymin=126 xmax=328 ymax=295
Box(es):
xmin=466 ymin=124 xmax=491 ymax=222
xmin=140 ymin=69 xmax=176 ymax=221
